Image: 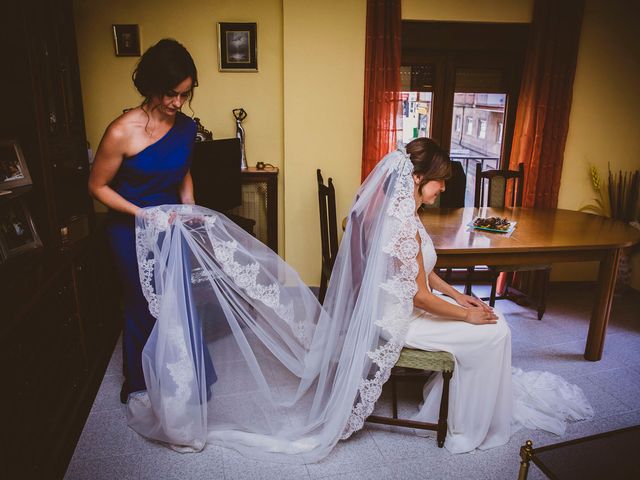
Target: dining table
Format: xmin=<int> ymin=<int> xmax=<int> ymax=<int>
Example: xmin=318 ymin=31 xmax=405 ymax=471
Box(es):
xmin=419 ymin=207 xmax=640 ymax=361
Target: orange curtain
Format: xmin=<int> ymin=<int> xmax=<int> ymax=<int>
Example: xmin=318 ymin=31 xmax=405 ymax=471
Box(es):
xmin=508 ymin=0 xmax=585 ymax=208
xmin=361 ymin=0 xmax=402 ymax=181
xmin=499 ymin=0 xmax=585 ymax=296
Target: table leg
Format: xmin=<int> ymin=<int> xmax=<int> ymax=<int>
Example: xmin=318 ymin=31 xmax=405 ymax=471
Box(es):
xmin=585 ymin=248 xmax=621 ymax=361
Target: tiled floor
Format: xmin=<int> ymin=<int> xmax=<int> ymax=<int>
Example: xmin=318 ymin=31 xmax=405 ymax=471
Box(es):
xmin=65 ymin=284 xmax=640 ymax=479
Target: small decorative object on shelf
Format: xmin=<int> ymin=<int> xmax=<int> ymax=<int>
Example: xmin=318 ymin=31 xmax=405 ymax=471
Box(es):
xmin=233 ymin=108 xmax=248 ymax=170
xmin=194 ymin=117 xmax=213 ymax=142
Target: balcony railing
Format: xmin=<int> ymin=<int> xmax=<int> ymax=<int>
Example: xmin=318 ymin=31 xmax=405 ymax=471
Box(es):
xmin=450 ymin=154 xmax=500 ymax=207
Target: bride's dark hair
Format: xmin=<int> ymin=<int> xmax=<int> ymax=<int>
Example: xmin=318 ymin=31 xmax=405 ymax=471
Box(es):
xmin=406 ymin=137 xmax=452 ymax=193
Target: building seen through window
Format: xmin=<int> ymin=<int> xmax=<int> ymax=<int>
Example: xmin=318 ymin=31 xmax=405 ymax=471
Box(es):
xmin=401 ymin=91 xmax=433 ymax=144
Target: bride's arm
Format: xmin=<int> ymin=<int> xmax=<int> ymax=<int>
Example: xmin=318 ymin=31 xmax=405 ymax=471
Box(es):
xmin=428 ymin=271 xmax=493 ymax=312
xmin=413 ymin=248 xmax=497 ymax=325
xmin=427 ymin=271 xmax=463 ymax=300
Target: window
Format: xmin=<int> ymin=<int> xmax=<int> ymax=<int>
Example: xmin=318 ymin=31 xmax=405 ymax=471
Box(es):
xmin=402 ymin=20 xmax=527 ymax=206
xmin=400 ymin=91 xmax=433 ymax=143
xmin=478 ymin=119 xmax=487 ymax=139
xmin=465 ymin=116 xmax=474 ymax=135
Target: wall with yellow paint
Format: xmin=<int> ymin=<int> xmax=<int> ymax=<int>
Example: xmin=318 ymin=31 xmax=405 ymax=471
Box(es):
xmin=557 ymin=0 xmax=640 ymax=289
xmin=73 ymin=0 xmax=285 ymax=252
xmin=403 ymin=0 xmax=533 ymax=22
xmin=282 ymin=0 xmax=366 ymax=284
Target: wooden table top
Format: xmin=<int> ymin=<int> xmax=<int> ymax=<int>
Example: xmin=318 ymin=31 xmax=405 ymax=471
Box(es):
xmin=419 ymin=207 xmax=640 ymax=254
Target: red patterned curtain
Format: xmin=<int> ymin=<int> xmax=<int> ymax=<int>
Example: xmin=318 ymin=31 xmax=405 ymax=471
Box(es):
xmin=500 ymin=0 xmax=585 ymax=297
xmin=508 ymin=0 xmax=585 ymax=207
xmin=361 ymin=0 xmax=402 ymax=181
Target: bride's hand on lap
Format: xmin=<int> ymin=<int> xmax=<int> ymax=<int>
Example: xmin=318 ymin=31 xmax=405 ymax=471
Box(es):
xmin=454 ymin=293 xmax=493 ymax=312
xmin=464 ymin=306 xmax=498 ymax=325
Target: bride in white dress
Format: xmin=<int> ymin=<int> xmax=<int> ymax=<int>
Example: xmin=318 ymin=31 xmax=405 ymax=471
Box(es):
xmin=127 ymin=138 xmax=593 ymax=462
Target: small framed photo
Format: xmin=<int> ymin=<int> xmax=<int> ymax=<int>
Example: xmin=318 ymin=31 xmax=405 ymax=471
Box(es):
xmin=0 ymin=139 xmax=32 ymax=190
xmin=0 ymin=198 xmax=42 ymax=261
xmin=112 ymin=24 xmax=141 ymax=57
xmin=217 ymin=22 xmax=258 ymax=71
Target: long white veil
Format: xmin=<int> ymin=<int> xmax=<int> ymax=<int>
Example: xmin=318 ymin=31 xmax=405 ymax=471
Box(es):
xmin=128 ymin=149 xmax=422 ymax=463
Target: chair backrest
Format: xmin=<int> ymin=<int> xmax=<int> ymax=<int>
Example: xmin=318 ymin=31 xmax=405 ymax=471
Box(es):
xmin=317 ymin=169 xmax=339 ymax=272
xmin=439 ymin=160 xmax=467 ymax=208
xmin=474 ymin=163 xmax=524 ymax=208
xmin=191 ymin=138 xmax=242 ymax=212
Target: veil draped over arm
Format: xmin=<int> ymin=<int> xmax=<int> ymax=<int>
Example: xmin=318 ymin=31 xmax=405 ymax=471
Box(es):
xmin=128 ymin=150 xmax=421 ymax=463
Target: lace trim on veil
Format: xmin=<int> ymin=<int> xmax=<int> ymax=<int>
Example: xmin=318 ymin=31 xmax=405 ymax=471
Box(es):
xmin=341 ymin=151 xmax=420 ymax=439
xmin=135 ymin=206 xmax=306 ymax=347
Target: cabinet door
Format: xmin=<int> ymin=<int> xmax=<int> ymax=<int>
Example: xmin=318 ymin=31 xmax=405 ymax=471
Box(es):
xmin=33 ymin=0 xmax=92 ymax=234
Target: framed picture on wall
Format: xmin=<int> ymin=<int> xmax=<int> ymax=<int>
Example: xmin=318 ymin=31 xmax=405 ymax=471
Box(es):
xmin=0 ymin=139 xmax=32 ymax=190
xmin=217 ymin=22 xmax=258 ymax=71
xmin=112 ymin=24 xmax=141 ymax=57
xmin=0 ymin=198 xmax=42 ymax=261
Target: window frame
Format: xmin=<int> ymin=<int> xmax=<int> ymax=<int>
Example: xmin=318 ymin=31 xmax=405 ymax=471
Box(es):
xmin=401 ymin=20 xmax=529 ymax=169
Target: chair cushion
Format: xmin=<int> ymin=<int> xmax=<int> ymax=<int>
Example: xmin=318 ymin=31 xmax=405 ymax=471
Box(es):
xmin=395 ymin=348 xmax=455 ymax=372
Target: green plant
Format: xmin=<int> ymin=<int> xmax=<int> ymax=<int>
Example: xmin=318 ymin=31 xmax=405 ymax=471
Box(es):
xmin=580 ymin=164 xmax=640 ymax=222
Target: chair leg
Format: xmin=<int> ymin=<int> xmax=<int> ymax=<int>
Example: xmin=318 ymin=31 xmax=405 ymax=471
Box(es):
xmin=391 ymin=375 xmax=398 ymax=419
xmin=464 ymin=267 xmax=474 ymax=296
xmin=319 ymin=272 xmax=327 ymax=304
xmin=444 ymin=268 xmax=452 ymax=282
xmin=537 ymin=269 xmax=551 ymax=321
xmin=489 ymin=273 xmax=498 ymax=307
xmin=437 ymin=370 xmax=452 ymax=448
xmin=504 ymin=271 xmax=513 ymax=297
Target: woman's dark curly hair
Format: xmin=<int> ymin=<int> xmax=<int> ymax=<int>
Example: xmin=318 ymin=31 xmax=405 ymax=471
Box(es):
xmin=132 ymin=38 xmax=198 ymax=106
xmin=405 ymin=137 xmax=452 ymax=193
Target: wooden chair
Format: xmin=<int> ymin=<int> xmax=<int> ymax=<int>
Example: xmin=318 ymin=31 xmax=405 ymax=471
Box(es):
xmin=467 ymin=162 xmax=551 ymax=320
xmin=326 ymin=174 xmax=456 ymax=448
xmin=316 ymin=169 xmax=339 ymax=304
xmin=367 ymin=348 xmax=455 ymax=448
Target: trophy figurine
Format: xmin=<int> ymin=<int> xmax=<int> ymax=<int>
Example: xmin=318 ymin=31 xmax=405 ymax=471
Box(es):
xmin=233 ymin=108 xmax=248 ymax=170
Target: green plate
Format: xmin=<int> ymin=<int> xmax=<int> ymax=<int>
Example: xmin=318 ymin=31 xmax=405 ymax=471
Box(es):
xmin=468 ymin=220 xmax=516 ymax=234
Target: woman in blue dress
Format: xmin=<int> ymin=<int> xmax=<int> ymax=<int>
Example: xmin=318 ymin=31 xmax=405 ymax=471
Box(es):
xmin=89 ymin=38 xmax=214 ymax=403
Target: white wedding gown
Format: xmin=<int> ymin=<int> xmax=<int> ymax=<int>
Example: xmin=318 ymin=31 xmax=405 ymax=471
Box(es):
xmin=403 ymin=223 xmax=594 ymax=453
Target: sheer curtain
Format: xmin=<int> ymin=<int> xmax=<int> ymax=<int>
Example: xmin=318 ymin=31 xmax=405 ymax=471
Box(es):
xmin=361 ymin=0 xmax=402 ymax=181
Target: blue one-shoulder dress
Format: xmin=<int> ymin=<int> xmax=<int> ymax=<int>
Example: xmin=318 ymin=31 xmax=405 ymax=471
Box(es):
xmin=107 ymin=111 xmax=215 ymax=398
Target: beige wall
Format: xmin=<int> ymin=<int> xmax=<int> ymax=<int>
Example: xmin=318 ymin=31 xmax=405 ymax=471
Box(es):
xmin=403 ymin=0 xmax=533 ymax=22
xmin=73 ymin=0 xmax=285 ymax=251
xmin=557 ymin=0 xmax=640 ymax=289
xmin=282 ymin=0 xmax=366 ymax=283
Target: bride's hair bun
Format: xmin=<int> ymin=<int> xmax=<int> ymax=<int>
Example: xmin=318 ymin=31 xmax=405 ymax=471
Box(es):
xmin=406 ymin=137 xmax=452 ymax=193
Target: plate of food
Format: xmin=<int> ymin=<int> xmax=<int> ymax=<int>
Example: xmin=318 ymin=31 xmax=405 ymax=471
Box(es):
xmin=469 ymin=216 xmax=516 ymax=234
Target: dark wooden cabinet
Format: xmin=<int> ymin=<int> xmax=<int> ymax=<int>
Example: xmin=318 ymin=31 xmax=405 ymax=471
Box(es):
xmin=1 ymin=1 xmax=120 ymax=478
